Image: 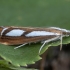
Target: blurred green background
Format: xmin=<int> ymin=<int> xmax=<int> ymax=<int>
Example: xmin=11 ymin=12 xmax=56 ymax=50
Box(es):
xmin=0 ymin=0 xmax=70 ymax=29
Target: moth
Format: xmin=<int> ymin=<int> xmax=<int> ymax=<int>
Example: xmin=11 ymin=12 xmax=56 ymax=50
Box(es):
xmin=0 ymin=26 xmax=70 ymax=53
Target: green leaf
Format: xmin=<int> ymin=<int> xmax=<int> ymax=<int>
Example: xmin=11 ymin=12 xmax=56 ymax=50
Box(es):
xmin=0 ymin=60 xmax=10 ymax=67
xmin=0 ymin=67 xmax=12 ymax=70
xmin=12 ymin=67 xmax=38 ymax=70
xmin=0 ymin=36 xmax=70 ymax=67
xmin=0 ymin=43 xmax=41 ymax=66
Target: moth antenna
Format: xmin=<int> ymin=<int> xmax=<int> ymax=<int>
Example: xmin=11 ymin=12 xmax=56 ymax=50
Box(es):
xmin=59 ymin=31 xmax=67 ymax=50
xmin=39 ymin=36 xmax=60 ymax=53
xmin=14 ymin=43 xmax=27 ymax=49
xmin=60 ymin=32 xmax=63 ymax=50
xmin=39 ymin=41 xmax=46 ymax=53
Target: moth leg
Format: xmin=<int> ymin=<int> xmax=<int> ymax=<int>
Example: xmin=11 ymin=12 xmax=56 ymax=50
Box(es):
xmin=14 ymin=43 xmax=27 ymax=49
xmin=59 ymin=32 xmax=64 ymax=50
xmin=39 ymin=36 xmax=60 ymax=53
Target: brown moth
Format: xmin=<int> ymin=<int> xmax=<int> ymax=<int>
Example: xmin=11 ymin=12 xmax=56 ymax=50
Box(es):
xmin=0 ymin=26 xmax=70 ymax=53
